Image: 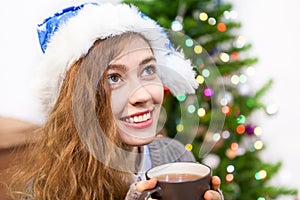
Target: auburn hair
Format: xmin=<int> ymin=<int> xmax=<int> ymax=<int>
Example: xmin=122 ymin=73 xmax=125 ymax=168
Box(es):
xmin=8 ymin=32 xmax=150 ymax=200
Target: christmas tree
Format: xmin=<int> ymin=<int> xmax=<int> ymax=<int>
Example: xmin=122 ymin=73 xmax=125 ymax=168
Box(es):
xmin=124 ymin=0 xmax=298 ymax=199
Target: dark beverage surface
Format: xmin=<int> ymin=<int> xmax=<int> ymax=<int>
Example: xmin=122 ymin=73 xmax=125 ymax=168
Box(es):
xmin=155 ymin=173 xmax=203 ymax=182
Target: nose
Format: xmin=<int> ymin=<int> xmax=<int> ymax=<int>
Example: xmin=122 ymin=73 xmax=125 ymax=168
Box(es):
xmin=129 ymin=85 xmax=152 ymax=106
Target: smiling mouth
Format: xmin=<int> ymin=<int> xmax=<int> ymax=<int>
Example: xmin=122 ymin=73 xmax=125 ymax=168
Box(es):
xmin=119 ymin=106 xmax=156 ymax=129
xmin=122 ymin=111 xmax=151 ymax=124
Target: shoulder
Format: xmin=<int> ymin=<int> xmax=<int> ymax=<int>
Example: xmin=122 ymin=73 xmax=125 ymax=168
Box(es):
xmin=148 ymin=137 xmax=196 ymax=166
xmin=149 ymin=137 xmax=187 ymax=150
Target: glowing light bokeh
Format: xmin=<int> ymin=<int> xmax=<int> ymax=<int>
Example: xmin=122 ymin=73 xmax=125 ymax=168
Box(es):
xmin=185 ymin=143 xmax=193 ymax=151
xmin=220 ymin=52 xmax=230 ymax=62
xmin=187 ymin=105 xmax=196 ymax=113
xmin=176 ymin=124 xmax=184 ymax=132
xmin=199 ymin=12 xmax=208 ymax=21
xmin=217 ymin=23 xmax=227 ymax=32
xmin=197 ymin=108 xmax=206 ymax=117
xmin=177 ymin=95 xmax=186 ymax=102
xmin=194 ymin=45 xmax=203 ymax=54
xmin=171 ymin=20 xmax=183 ymax=31
xmin=196 ymin=75 xmax=205 ymax=84
xmin=185 ymin=38 xmax=194 ymax=47
xmin=255 ymin=170 xmax=267 ymax=180
xmin=208 ymin=17 xmax=216 ymax=25
xmin=227 ymin=165 xmax=235 ymax=173
xmin=222 ymin=130 xmax=230 ymax=139
xmin=204 ymin=88 xmax=214 ymax=97
xmin=236 ymin=124 xmax=245 ymax=134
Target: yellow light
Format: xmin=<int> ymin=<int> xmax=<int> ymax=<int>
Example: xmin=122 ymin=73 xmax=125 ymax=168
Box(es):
xmin=194 ymin=45 xmax=203 ymax=54
xmin=176 ymin=124 xmax=184 ymax=132
xmin=197 ymin=108 xmax=206 ymax=117
xmin=254 ymin=126 xmax=262 ymax=136
xmin=185 ymin=143 xmax=193 ymax=151
xmin=254 ymin=140 xmax=264 ymax=150
xmin=196 ymin=75 xmax=205 ymax=84
xmin=199 ymin=12 xmax=208 ymax=21
xmin=231 ymin=75 xmax=240 ymax=85
xmin=235 ymin=35 xmax=246 ymax=48
xmin=220 ymin=52 xmax=230 ymax=62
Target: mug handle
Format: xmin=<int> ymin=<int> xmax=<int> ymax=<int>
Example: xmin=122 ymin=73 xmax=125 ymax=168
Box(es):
xmin=138 ymin=186 xmax=162 ymax=200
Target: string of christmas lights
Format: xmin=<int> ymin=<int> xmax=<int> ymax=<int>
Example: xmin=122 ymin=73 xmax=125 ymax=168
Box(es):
xmin=170 ymin=6 xmax=281 ymax=200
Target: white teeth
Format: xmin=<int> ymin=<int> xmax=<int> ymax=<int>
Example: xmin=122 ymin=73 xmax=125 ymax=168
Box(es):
xmin=126 ymin=112 xmax=151 ymax=123
xmin=138 ymin=115 xmax=143 ymax=121
xmin=129 ymin=118 xmax=134 ymax=123
xmin=142 ymin=114 xmax=147 ymax=121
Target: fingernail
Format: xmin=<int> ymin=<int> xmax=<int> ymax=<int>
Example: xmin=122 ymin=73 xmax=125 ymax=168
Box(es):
xmin=208 ymin=192 xmax=214 ymax=199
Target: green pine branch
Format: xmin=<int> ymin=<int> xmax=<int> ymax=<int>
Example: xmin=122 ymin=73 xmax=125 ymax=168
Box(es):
xmin=217 ymin=57 xmax=259 ymax=74
xmin=123 ymin=0 xmax=298 ymax=199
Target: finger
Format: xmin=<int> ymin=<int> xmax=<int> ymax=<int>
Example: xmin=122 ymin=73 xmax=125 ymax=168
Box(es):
xmin=135 ymin=178 xmax=157 ymax=192
xmin=211 ymin=176 xmax=221 ymax=190
xmin=204 ymin=190 xmax=222 ymax=200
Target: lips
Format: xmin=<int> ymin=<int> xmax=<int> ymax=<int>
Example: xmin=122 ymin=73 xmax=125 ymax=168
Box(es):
xmin=120 ymin=110 xmax=153 ymax=129
xmin=124 ymin=112 xmax=151 ymax=123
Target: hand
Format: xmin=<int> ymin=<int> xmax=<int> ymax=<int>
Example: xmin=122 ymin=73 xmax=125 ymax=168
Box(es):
xmin=135 ymin=178 xmax=157 ymax=193
xmin=136 ymin=176 xmax=222 ymax=200
xmin=204 ymin=176 xmax=222 ymax=200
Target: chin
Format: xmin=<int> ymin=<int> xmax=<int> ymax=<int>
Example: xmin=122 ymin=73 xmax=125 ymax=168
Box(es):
xmin=121 ymin=134 xmax=156 ymax=146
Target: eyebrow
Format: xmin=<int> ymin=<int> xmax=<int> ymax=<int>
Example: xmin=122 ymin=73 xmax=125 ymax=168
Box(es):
xmin=107 ymin=63 xmax=127 ymax=73
xmin=108 ymin=56 xmax=156 ymax=72
xmin=139 ymin=56 xmax=156 ymax=66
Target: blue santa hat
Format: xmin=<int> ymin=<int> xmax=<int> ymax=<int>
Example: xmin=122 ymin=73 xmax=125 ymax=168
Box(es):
xmin=35 ymin=1 xmax=199 ymax=113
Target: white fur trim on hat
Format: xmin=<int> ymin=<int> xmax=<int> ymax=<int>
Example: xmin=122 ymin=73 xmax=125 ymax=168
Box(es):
xmin=35 ymin=2 xmax=198 ymax=113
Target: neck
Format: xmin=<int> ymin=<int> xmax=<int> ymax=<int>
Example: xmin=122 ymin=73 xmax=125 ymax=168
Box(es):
xmin=132 ymin=146 xmax=145 ymax=173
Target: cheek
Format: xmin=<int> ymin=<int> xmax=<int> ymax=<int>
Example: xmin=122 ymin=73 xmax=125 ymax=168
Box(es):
xmin=146 ymin=84 xmax=164 ymax=105
xmin=110 ymin=88 xmax=129 ymax=115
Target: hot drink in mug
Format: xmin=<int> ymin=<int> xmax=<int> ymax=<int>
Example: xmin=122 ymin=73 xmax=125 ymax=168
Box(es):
xmin=139 ymin=162 xmax=212 ymax=200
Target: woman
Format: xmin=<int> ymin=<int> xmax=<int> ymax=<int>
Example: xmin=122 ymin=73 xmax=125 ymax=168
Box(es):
xmin=9 ymin=2 xmax=223 ymax=200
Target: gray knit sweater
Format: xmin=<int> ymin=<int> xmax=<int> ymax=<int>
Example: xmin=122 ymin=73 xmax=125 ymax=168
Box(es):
xmin=125 ymin=137 xmax=196 ymax=200
xmin=148 ymin=137 xmax=196 ymax=166
xmin=22 ymin=137 xmax=196 ymax=200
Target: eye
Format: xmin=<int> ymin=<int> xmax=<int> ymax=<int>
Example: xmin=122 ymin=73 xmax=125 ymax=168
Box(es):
xmin=141 ymin=65 xmax=157 ymax=77
xmin=107 ymin=73 xmax=123 ymax=86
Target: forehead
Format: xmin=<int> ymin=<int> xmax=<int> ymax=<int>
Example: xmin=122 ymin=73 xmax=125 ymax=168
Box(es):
xmin=120 ymin=36 xmax=152 ymax=55
xmin=109 ymin=36 xmax=153 ymax=65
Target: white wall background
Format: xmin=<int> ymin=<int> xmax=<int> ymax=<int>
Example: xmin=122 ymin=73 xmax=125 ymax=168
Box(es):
xmin=227 ymin=0 xmax=300 ymax=199
xmin=0 ymin=0 xmax=121 ymax=124
xmin=0 ymin=0 xmax=299 ymax=199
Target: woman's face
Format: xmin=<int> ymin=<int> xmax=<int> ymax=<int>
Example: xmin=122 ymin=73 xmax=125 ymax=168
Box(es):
xmin=107 ymin=37 xmax=164 ymax=146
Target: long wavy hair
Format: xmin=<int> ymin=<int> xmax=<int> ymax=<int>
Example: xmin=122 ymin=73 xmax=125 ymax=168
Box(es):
xmin=8 ymin=32 xmax=149 ymax=200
